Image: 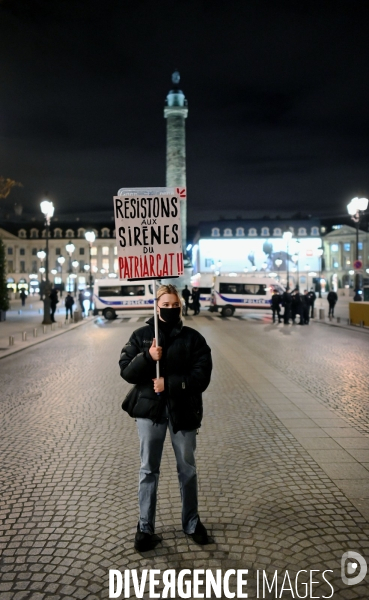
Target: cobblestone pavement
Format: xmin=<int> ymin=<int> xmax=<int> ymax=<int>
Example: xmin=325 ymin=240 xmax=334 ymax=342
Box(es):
xmin=0 ymin=316 xmax=368 ymax=599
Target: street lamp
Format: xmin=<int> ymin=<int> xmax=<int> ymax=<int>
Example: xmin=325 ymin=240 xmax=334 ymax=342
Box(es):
xmin=275 ymin=258 xmax=282 ymax=281
xmin=283 ymin=230 xmax=293 ymax=290
xmin=317 ymin=247 xmax=323 ymax=298
xmin=347 ymin=196 xmax=368 ymax=301
xmin=57 ymin=256 xmax=65 ymax=296
xmin=65 ymin=241 xmax=75 ymax=294
xmin=85 ymin=230 xmax=96 ymax=311
xmin=40 ymin=198 xmax=54 ymax=324
xmin=72 ymin=260 xmax=79 ymax=295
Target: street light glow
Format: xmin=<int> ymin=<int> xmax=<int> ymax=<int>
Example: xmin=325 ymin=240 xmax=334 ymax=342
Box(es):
xmin=85 ymin=231 xmax=96 ymax=244
xmin=40 ymin=200 xmax=54 ymax=219
xmin=66 ymin=241 xmax=75 ymax=255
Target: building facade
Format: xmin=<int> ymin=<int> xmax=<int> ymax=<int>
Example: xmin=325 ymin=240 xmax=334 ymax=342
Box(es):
xmin=191 ymin=219 xmax=323 ymax=290
xmin=322 ymin=224 xmax=369 ymax=291
xmin=1 ymin=221 xmax=118 ymax=296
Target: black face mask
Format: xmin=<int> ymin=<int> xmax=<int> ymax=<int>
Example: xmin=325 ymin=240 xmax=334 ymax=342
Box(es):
xmin=159 ymin=307 xmax=181 ymax=324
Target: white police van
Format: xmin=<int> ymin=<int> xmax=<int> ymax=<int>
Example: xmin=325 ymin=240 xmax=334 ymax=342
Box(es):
xmin=93 ymin=279 xmax=154 ymax=320
xmin=210 ymin=275 xmax=284 ymax=317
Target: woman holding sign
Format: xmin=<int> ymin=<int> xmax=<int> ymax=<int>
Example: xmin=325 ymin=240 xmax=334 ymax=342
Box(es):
xmin=119 ymin=284 xmax=213 ymax=552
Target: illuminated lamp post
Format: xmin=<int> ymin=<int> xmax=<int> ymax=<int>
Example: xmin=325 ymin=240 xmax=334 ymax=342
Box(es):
xmin=85 ymin=230 xmax=96 ymax=311
xmin=57 ymin=256 xmax=65 ymax=297
xmin=37 ymin=249 xmax=46 ymax=293
xmin=317 ymin=247 xmax=323 ymax=298
xmin=72 ymin=260 xmax=79 ymax=295
xmin=40 ymin=198 xmax=54 ymax=324
xmin=65 ymin=241 xmax=75 ymax=294
xmin=347 ymin=197 xmax=368 ymax=301
xmin=283 ymin=230 xmax=293 ymax=290
xmin=275 ymin=258 xmax=282 ymax=282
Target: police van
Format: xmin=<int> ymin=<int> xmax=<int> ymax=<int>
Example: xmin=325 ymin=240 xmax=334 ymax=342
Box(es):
xmin=210 ymin=275 xmax=284 ymax=317
xmin=93 ymin=279 xmax=154 ymax=320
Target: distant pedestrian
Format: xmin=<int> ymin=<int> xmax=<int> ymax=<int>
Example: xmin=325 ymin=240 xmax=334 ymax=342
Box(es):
xmin=65 ymin=292 xmax=74 ymax=319
xmin=271 ymin=289 xmax=282 ymax=323
xmin=78 ymin=290 xmax=85 ymax=315
xmin=291 ymin=289 xmax=302 ymax=324
xmin=301 ymin=290 xmax=310 ymax=325
xmin=307 ymin=288 xmax=316 ymax=318
xmin=182 ymin=285 xmax=191 ymax=316
xmin=281 ymin=288 xmax=292 ymax=324
xmin=19 ymin=289 xmax=27 ymax=307
xmin=49 ymin=288 xmax=59 ymax=323
xmin=327 ymin=290 xmax=338 ymax=317
xmin=192 ymin=287 xmax=201 ymax=315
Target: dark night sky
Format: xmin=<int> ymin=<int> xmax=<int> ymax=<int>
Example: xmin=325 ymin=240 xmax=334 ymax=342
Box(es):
xmin=1 ymin=0 xmax=369 ymax=224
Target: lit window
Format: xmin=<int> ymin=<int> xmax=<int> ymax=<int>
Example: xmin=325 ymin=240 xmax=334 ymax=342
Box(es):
xmin=102 ymin=258 xmax=109 ymax=270
xmin=211 ymin=228 xmax=220 ymax=237
xmin=91 ymin=247 xmax=97 ymax=256
xmin=114 ymin=246 xmax=117 ymax=255
xmin=331 ymin=244 xmax=339 ymax=252
xmin=261 ymin=227 xmax=270 ymax=236
xmin=102 ymin=246 xmax=109 ymax=256
xmin=273 ymin=228 xmax=282 ymax=236
xmin=114 ymin=258 xmax=118 ymax=272
xmin=223 ymin=228 xmax=232 ymax=237
xmin=248 ymin=228 xmax=257 ymax=237
xmin=311 ymin=226 xmax=319 ymax=235
xmin=344 ymin=243 xmax=350 ymax=251
xmin=236 ymin=227 xmax=244 ymax=237
xmin=358 ymin=242 xmax=363 ymax=250
xmin=298 ymin=227 xmax=307 ymax=236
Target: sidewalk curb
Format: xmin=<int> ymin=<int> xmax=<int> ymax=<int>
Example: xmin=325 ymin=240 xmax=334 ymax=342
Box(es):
xmin=0 ymin=317 xmax=94 ymax=359
xmin=314 ymin=319 xmax=369 ymax=335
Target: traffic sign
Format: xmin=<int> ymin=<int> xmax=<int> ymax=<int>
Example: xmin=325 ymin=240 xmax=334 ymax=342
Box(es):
xmin=354 ymin=260 xmax=363 ymax=270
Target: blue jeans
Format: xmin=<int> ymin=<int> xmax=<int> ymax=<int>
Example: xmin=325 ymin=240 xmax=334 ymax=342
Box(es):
xmin=136 ymin=413 xmax=198 ymax=535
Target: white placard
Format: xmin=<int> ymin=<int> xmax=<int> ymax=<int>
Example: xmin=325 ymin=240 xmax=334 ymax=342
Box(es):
xmin=114 ymin=187 xmax=185 ymax=280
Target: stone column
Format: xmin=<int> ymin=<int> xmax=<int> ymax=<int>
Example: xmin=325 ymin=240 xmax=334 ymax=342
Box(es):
xmin=164 ymin=71 xmax=188 ymax=251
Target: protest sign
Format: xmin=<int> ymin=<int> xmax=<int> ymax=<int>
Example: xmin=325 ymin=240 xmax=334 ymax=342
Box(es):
xmin=114 ymin=187 xmax=185 ymax=280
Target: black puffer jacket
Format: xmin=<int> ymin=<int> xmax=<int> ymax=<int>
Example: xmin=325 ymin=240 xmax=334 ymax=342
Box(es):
xmin=119 ymin=317 xmax=212 ymax=433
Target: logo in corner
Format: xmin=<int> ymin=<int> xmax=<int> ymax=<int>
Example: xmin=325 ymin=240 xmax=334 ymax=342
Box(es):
xmin=176 ymin=188 xmax=186 ymax=198
xmin=341 ymin=551 xmax=367 ymax=585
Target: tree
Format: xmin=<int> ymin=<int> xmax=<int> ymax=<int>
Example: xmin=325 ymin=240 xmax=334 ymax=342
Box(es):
xmin=0 ymin=177 xmax=22 ymax=199
xmin=0 ymin=237 xmax=10 ymax=312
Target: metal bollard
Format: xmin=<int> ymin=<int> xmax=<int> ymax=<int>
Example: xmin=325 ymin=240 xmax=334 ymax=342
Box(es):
xmin=9 ymin=336 xmax=14 ymax=346
xmin=360 ymin=321 xmax=364 ymax=328
xmin=51 ymin=323 xmax=55 ymax=331
xmin=319 ymin=308 xmax=325 ymax=320
xmin=336 ymin=317 xmax=340 ymax=323
xmin=58 ymin=322 xmax=62 ymax=328
xmin=33 ymin=328 xmax=38 ymax=337
xmin=43 ymin=325 xmax=47 ymax=334
xmin=22 ymin=331 xmax=27 ymax=341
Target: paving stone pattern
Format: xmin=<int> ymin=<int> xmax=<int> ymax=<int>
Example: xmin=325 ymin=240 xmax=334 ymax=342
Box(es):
xmin=0 ymin=319 xmax=368 ymax=599
xmin=219 ymin=317 xmax=369 ymax=436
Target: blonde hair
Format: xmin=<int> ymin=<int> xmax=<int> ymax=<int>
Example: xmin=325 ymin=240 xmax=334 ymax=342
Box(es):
xmin=157 ymin=284 xmax=182 ymax=315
